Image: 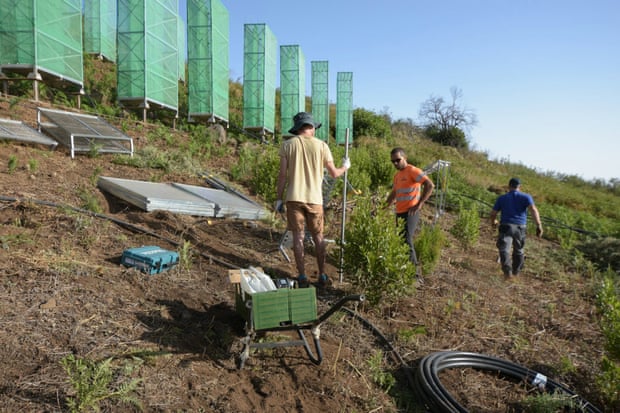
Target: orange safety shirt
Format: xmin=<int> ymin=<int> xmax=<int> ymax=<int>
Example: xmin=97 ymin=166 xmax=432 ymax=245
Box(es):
xmin=392 ymin=164 xmax=428 ymax=214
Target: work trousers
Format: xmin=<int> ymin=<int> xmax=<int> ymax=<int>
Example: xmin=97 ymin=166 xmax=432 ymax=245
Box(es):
xmin=496 ymin=223 xmax=526 ymax=276
xmin=396 ymin=210 xmax=420 ymax=265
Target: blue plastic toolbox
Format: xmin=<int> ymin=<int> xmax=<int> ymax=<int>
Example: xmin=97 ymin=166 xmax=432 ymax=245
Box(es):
xmin=121 ymin=245 xmax=179 ymax=274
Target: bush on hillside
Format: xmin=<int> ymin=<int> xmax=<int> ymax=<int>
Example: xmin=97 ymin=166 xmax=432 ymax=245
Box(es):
xmin=342 ymin=195 xmax=417 ymax=306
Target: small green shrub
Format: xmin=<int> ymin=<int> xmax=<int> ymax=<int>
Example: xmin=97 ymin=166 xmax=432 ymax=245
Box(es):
xmin=520 ymin=390 xmax=581 ymax=412
xmin=596 ymin=269 xmax=620 ymax=406
xmin=113 ymin=146 xmax=171 ymax=172
xmin=598 ymin=356 xmax=620 ymax=407
xmin=27 ymin=158 xmax=38 ymax=172
xmin=78 ymin=188 xmax=103 ymax=214
xmin=230 ymin=142 xmax=259 ymax=182
xmin=8 ymin=155 xmax=18 ymax=173
xmin=578 ymin=237 xmax=620 ymax=274
xmin=450 ymin=201 xmax=480 ymax=249
xmin=343 ymin=195 xmax=416 ymax=306
xmin=415 ymin=222 xmax=446 ymax=275
xmin=598 ymin=271 xmax=620 ymax=359
xmin=178 ymin=240 xmax=193 ymax=271
xmin=61 ymin=354 xmax=142 ymax=413
xmin=246 ymin=145 xmax=279 ymax=204
xmin=367 ymin=350 xmax=396 ymax=392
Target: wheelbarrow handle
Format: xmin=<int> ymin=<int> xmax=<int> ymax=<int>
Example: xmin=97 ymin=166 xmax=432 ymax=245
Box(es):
xmin=316 ymin=294 xmax=365 ymax=324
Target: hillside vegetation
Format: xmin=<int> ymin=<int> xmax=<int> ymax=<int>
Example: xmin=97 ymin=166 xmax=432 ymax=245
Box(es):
xmin=0 ymin=56 xmax=618 ymax=412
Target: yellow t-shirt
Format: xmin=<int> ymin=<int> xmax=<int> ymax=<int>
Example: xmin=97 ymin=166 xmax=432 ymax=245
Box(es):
xmin=279 ymin=135 xmax=334 ymax=205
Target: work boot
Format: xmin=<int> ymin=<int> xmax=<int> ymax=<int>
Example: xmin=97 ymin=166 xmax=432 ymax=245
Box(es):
xmin=297 ymin=274 xmax=309 ymax=288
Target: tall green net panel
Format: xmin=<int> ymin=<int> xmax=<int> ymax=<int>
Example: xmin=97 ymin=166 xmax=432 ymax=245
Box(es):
xmin=311 ymin=61 xmax=329 ymax=142
xmin=187 ymin=0 xmax=229 ymax=125
xmin=336 ymin=72 xmax=353 ymax=145
xmin=243 ymin=23 xmax=277 ymax=141
xmin=0 ymin=0 xmax=83 ymax=98
xmin=178 ymin=14 xmax=186 ymax=83
xmin=84 ymin=0 xmax=117 ymax=62
xmin=280 ymin=45 xmax=305 ymax=138
xmin=117 ymin=0 xmax=180 ymax=121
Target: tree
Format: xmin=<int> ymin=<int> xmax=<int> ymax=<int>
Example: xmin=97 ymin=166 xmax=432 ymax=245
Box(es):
xmin=419 ymin=87 xmax=477 ymax=148
xmin=353 ymin=108 xmax=393 ymax=141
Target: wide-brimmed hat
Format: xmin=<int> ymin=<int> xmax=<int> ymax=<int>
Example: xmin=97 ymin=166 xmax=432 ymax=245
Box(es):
xmin=288 ymin=112 xmax=322 ymax=135
xmin=509 ymin=177 xmax=521 ymax=188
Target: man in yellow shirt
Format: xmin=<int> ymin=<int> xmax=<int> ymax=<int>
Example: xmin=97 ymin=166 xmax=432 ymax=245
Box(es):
xmin=276 ymin=112 xmax=350 ymax=287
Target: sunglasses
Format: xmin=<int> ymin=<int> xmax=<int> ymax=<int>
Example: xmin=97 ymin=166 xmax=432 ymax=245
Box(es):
xmin=391 ymin=158 xmax=402 ymax=164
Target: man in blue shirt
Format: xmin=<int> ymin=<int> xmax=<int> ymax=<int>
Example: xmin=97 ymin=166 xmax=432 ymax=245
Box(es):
xmin=489 ymin=178 xmax=543 ymax=277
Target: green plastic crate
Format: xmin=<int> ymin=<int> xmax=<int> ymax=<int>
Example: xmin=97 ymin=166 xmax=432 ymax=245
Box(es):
xmin=236 ymin=287 xmax=317 ymax=330
xmin=289 ymin=287 xmax=317 ymax=325
xmin=251 ymin=289 xmax=290 ymax=330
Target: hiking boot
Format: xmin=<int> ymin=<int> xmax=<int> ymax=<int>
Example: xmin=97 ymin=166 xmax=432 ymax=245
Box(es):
xmin=318 ymin=274 xmax=331 ymax=288
xmin=297 ymin=274 xmax=310 ymax=288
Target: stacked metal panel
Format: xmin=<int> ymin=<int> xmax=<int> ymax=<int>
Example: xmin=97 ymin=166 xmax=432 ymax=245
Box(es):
xmin=173 ymin=183 xmax=267 ymax=220
xmin=97 ymin=176 xmax=267 ymax=220
xmin=0 ymin=118 xmax=58 ymax=148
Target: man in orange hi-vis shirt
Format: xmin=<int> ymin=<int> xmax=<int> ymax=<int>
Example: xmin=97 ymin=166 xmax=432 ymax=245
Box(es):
xmin=386 ymin=147 xmax=434 ymax=275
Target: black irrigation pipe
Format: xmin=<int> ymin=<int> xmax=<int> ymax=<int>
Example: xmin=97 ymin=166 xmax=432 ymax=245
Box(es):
xmin=0 ymin=195 xmax=241 ymax=270
xmin=414 ymin=351 xmax=602 ymax=413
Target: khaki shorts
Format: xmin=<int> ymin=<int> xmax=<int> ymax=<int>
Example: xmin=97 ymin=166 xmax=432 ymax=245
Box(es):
xmin=285 ymin=202 xmax=324 ymax=234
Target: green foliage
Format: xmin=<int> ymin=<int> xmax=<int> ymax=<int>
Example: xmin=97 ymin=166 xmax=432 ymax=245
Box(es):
xmin=597 ymin=356 xmax=620 ymax=407
xmin=353 ymin=108 xmax=393 ymax=142
xmin=597 ymin=271 xmax=620 ymax=359
xmin=577 ymin=237 xmax=620 ymax=274
xmin=414 ymin=223 xmax=446 ymax=275
xmin=397 ymin=325 xmax=427 ymax=344
xmin=366 ymin=350 xmax=396 ymax=392
xmin=27 ymin=158 xmax=38 ymax=172
xmin=520 ymin=390 xmax=583 ymax=412
xmin=61 ymin=354 xmax=142 ymax=413
xmin=596 ymin=270 xmax=620 ymax=406
xmin=8 ymin=155 xmax=18 ymax=173
xmin=146 ymin=124 xmax=174 ymax=145
xmin=186 ymin=123 xmax=217 ymax=158
xmin=178 ymin=240 xmax=193 ymax=271
xmin=110 ymin=138 xmax=210 ymax=181
xmin=88 ymin=143 xmax=104 ymax=158
xmin=343 ymin=195 xmax=416 ymax=306
xmin=249 ymin=147 xmax=280 ymax=203
xmin=347 ymin=140 xmax=393 ymax=192
xmin=77 ymin=187 xmax=103 ymax=214
xmin=425 ymin=125 xmax=468 ymax=149
xmin=450 ymin=201 xmax=480 ymax=249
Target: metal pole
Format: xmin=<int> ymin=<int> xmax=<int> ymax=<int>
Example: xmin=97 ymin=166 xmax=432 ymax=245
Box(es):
xmin=338 ymin=128 xmax=350 ymax=283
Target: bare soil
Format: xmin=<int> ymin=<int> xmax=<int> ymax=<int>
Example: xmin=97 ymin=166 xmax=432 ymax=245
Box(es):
xmin=0 ymin=97 xmax=612 ymax=412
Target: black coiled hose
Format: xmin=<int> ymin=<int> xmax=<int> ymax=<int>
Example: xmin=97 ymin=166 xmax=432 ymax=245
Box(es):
xmin=414 ymin=351 xmax=602 ymax=413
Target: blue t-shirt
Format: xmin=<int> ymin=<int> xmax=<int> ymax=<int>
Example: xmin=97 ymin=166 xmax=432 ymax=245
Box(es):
xmin=492 ymin=190 xmax=534 ymax=225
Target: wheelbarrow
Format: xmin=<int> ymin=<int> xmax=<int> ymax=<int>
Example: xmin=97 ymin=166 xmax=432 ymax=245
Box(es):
xmin=229 ymin=269 xmax=365 ymax=369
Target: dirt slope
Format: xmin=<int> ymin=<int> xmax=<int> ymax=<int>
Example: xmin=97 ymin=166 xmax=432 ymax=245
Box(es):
xmin=0 ymin=97 xmax=611 ymax=412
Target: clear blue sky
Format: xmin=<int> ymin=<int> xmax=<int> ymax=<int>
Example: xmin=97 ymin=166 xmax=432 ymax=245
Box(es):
xmin=182 ymin=0 xmax=619 ymax=181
